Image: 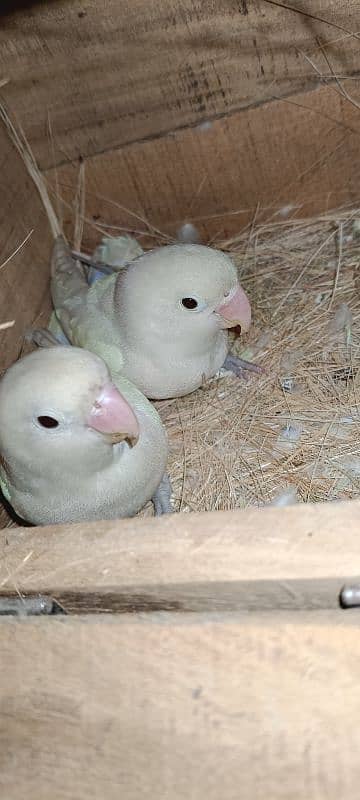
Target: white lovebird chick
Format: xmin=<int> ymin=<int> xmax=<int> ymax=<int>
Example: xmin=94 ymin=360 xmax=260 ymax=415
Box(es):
xmin=50 ymin=236 xmax=261 ymax=400
xmin=0 ymin=346 xmax=170 ymax=525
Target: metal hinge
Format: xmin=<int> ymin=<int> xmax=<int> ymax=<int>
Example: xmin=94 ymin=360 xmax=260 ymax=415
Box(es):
xmin=0 ymin=595 xmax=67 ymax=616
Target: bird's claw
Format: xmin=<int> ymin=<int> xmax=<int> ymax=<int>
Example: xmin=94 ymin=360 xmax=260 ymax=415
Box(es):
xmin=152 ymin=473 xmax=174 ymax=516
xmin=223 ymin=354 xmax=263 ymax=381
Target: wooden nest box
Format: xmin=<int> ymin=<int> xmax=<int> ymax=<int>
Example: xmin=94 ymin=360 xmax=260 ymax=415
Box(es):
xmin=1 ymin=3 xmax=360 ymax=798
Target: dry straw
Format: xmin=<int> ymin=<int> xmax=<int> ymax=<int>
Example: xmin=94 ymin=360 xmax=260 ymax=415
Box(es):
xmin=0 ymin=321 xmax=15 ymax=332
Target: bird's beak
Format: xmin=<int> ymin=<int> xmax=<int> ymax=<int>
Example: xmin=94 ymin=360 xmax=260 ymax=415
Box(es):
xmin=86 ymin=382 xmax=139 ymax=447
xmin=215 ymin=285 xmax=251 ymax=332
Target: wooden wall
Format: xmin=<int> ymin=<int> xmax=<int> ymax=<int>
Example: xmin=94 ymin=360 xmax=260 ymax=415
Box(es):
xmin=1 ymin=500 xmax=360 ymax=612
xmin=1 ymin=1 xmax=360 ymax=246
xmin=0 ymin=125 xmax=52 ymax=370
xmin=3 ymin=610 xmax=360 ymax=800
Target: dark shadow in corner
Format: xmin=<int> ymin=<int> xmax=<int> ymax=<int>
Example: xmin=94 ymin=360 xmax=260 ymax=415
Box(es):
xmin=0 ymin=0 xmax=61 ymax=17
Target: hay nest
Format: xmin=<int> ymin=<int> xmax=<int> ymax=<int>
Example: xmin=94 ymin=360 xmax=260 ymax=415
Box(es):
xmin=139 ymin=208 xmax=360 ymax=515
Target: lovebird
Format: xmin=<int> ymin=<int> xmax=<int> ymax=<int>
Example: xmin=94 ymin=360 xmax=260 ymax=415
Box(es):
xmin=50 ymin=236 xmax=261 ymax=399
xmin=0 ymin=345 xmax=171 ymax=525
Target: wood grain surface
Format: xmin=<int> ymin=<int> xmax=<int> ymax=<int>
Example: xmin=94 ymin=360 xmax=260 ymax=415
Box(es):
xmin=49 ymin=83 xmax=360 ymax=246
xmin=0 ymin=124 xmax=52 ymax=372
xmin=2 ymin=2 xmax=360 ymax=245
xmin=1 ymin=0 xmax=360 ymax=167
xmin=1 ymin=500 xmax=360 ymax=612
xmin=1 ymin=610 xmax=360 ymax=799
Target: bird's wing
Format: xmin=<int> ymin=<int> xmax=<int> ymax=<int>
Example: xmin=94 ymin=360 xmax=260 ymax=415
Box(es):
xmin=50 ymin=235 xmax=125 ymax=374
xmin=88 ymin=235 xmax=144 ymax=286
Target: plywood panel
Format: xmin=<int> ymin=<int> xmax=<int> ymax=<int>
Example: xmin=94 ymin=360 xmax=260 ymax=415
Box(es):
xmin=1 ymin=500 xmax=360 ymax=612
xmin=1 ymin=1 xmax=360 ymax=168
xmin=1 ymin=611 xmax=360 ymax=799
xmin=48 ymin=83 xmax=360 ymax=246
xmin=0 ymin=124 xmax=52 ymax=373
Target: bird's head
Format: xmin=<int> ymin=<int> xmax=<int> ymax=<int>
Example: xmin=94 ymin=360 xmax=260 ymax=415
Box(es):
xmin=116 ymin=244 xmax=251 ymax=347
xmin=0 ymin=347 xmax=140 ymax=476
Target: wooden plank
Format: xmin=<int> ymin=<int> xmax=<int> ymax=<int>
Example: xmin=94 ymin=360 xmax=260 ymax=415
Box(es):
xmin=1 ymin=501 xmax=360 ymax=612
xmin=1 ymin=1 xmax=360 ymax=168
xmin=48 ymin=84 xmax=360 ymax=246
xmin=0 ymin=125 xmax=52 ymax=373
xmin=1 ymin=611 xmax=360 ymax=799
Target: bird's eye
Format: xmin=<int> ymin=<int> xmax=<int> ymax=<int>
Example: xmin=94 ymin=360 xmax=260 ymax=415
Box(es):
xmin=37 ymin=416 xmax=59 ymax=429
xmin=181 ymin=297 xmax=198 ymax=310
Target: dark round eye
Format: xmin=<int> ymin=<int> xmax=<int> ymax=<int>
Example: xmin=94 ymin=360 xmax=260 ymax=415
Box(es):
xmin=37 ymin=416 xmax=59 ymax=429
xmin=181 ymin=297 xmax=198 ymax=309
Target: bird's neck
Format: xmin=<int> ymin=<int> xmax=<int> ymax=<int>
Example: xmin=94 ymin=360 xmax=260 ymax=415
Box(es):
xmin=7 ymin=440 xmax=115 ymax=490
xmin=129 ymin=321 xmax=221 ymax=358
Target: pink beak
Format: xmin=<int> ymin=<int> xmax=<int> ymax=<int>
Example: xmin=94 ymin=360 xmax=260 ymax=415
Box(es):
xmin=215 ymin=285 xmax=251 ymax=332
xmin=86 ymin=382 xmax=139 ymax=447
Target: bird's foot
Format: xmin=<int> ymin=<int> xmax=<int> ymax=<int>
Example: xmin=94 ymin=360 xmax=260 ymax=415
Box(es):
xmin=152 ymin=473 xmax=174 ymax=516
xmin=223 ymin=353 xmax=263 ymax=381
